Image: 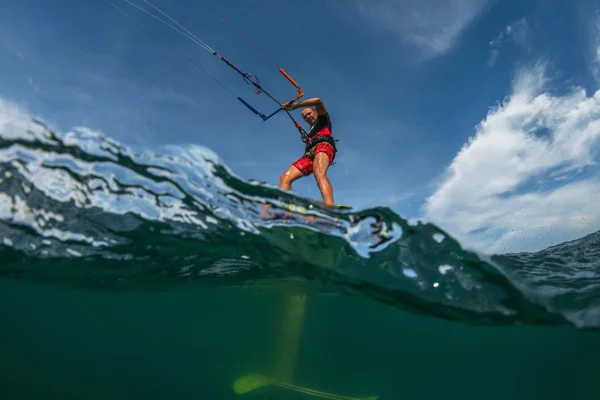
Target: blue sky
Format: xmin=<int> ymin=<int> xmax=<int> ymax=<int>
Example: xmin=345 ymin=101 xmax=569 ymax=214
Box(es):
xmin=1 ymin=0 xmax=600 ymax=254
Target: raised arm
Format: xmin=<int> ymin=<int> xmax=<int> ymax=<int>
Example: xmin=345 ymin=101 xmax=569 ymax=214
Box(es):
xmin=283 ymin=97 xmax=327 ymax=114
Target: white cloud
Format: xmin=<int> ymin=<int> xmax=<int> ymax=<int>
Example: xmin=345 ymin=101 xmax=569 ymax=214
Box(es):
xmin=488 ymin=17 xmax=530 ymax=66
xmin=422 ymin=62 xmax=600 ymax=254
xmin=339 ymin=0 xmax=493 ymax=60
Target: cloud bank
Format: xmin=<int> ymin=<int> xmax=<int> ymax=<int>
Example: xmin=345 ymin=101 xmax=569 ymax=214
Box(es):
xmin=423 ymin=62 xmax=600 ymax=254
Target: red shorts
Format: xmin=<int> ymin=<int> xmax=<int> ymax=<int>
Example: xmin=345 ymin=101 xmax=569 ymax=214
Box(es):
xmin=292 ymin=142 xmax=335 ymax=175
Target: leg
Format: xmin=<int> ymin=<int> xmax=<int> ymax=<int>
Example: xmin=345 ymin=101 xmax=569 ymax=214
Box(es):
xmin=280 ymin=163 xmax=308 ymax=191
xmin=312 ymin=145 xmax=334 ymax=205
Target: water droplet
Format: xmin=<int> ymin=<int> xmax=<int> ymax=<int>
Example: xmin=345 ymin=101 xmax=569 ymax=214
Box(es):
xmin=402 ymin=268 xmax=417 ymax=278
xmin=433 ymin=233 xmax=445 ymax=243
xmin=438 ymin=265 xmax=454 ymax=275
xmin=66 ymin=248 xmax=82 ymax=257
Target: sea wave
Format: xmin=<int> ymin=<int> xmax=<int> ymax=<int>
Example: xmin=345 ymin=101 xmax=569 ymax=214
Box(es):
xmin=1 ymin=115 xmax=599 ymax=329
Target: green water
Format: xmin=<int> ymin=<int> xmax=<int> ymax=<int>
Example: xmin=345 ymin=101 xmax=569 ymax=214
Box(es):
xmin=0 ymin=280 xmax=598 ymax=400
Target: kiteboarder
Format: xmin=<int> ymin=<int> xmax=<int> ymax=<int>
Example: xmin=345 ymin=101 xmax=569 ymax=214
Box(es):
xmin=280 ymin=97 xmax=337 ymax=206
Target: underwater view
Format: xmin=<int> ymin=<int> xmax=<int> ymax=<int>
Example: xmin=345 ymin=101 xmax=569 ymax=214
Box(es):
xmin=2 ymin=0 xmax=600 ymax=398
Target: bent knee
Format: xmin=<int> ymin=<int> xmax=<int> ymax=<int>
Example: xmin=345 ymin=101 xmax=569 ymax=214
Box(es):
xmin=313 ymin=161 xmax=330 ymax=177
xmin=313 ymin=169 xmax=329 ymax=180
xmin=279 ymin=173 xmax=290 ymax=185
xmin=280 ymin=167 xmax=304 ymax=186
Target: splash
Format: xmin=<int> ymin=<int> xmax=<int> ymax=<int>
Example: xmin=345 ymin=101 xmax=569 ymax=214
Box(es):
xmin=1 ymin=108 xmax=599 ymax=329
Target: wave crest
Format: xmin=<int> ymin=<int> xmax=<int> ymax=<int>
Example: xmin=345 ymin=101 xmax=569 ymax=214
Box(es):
xmin=1 ymin=112 xmax=598 ymax=329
